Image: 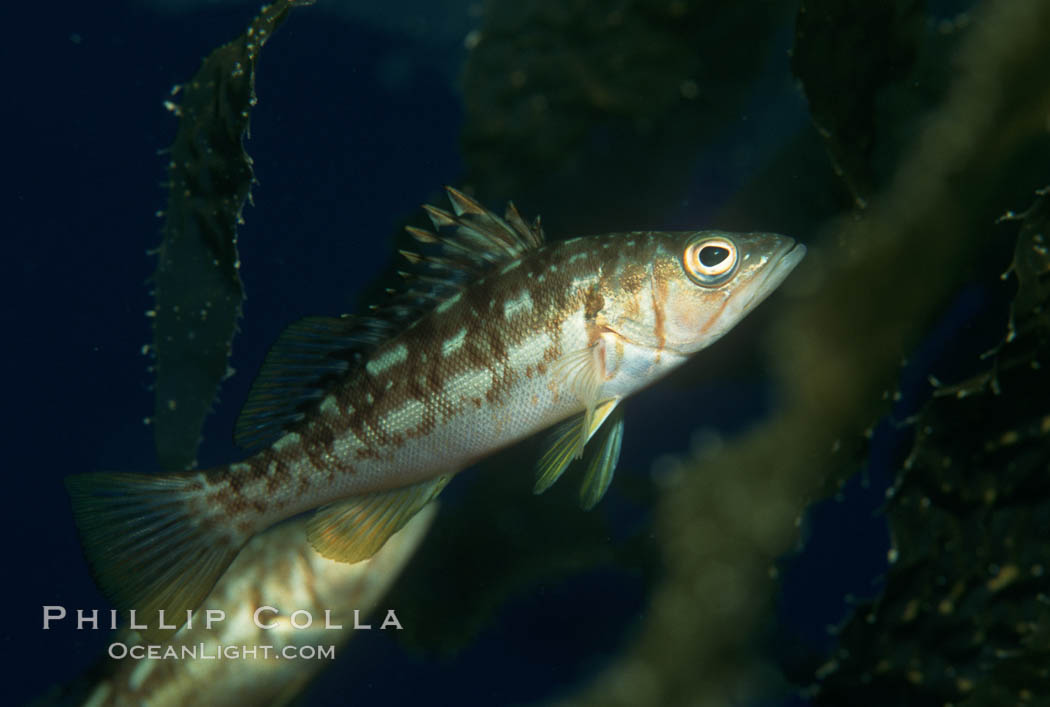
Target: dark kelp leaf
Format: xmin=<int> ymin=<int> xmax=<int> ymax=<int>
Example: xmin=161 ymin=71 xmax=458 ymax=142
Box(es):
xmin=791 ymin=0 xmax=924 ymax=206
xmin=151 ymin=0 xmax=314 ymax=471
xmin=813 ymin=190 xmax=1050 ymax=705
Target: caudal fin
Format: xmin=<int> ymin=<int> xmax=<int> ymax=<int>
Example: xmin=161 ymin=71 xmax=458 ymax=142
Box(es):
xmin=65 ymin=472 xmax=245 ymax=641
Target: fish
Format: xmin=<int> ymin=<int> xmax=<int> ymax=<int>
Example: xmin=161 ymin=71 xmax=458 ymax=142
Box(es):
xmin=66 ymin=187 xmax=805 ymax=637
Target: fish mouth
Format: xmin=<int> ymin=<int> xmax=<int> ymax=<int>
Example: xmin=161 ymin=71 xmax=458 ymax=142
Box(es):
xmin=739 ymin=238 xmax=807 ymax=312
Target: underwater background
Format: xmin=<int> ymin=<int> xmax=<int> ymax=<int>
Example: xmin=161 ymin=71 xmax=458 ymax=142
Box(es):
xmin=7 ymin=0 xmax=1049 ymax=705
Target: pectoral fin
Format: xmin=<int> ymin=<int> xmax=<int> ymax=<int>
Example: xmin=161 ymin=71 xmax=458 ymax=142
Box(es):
xmin=533 ymin=398 xmax=620 ymax=495
xmin=550 ymin=343 xmax=609 ymax=458
xmin=306 ymin=475 xmax=450 ymax=564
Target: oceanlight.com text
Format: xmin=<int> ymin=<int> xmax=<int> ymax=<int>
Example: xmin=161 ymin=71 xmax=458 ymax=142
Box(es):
xmin=107 ymin=642 xmax=336 ymax=661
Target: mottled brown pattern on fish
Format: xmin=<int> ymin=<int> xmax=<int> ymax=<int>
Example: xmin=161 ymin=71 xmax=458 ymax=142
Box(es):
xmin=619 ymin=261 xmax=646 ymax=295
xmin=211 ymin=237 xmax=626 ymax=518
xmin=303 ymin=424 xmax=335 ymax=470
xmin=584 ymin=289 xmax=604 ymax=321
xmin=208 ymin=478 xmax=265 ymax=517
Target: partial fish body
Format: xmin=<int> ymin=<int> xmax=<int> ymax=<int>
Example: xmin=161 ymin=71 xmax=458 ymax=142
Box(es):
xmin=67 ymin=188 xmax=805 ymax=636
xmin=85 ymin=508 xmax=435 ymax=706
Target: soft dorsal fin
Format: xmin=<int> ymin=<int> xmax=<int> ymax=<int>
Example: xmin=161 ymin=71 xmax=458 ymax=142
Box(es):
xmin=235 ymin=188 xmax=544 ymax=451
xmin=234 ymin=315 xmax=394 ymax=451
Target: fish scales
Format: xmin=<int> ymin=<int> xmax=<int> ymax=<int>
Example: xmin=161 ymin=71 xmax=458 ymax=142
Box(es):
xmin=207 ymin=235 xmax=630 ymax=527
xmin=66 ymin=189 xmax=805 ymax=638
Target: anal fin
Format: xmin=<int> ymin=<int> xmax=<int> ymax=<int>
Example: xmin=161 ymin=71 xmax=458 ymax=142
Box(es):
xmin=306 ymin=475 xmax=451 ymax=564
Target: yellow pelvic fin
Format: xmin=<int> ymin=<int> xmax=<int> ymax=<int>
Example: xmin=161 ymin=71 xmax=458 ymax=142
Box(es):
xmin=579 ymin=406 xmax=625 ymax=510
xmin=306 ymin=475 xmax=450 ymax=564
xmin=533 ymin=398 xmax=620 ymax=495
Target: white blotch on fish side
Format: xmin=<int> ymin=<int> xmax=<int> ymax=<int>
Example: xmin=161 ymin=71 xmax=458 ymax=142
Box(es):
xmin=386 ymin=399 xmax=426 ymax=433
xmin=442 ymin=327 xmax=468 ymax=357
xmin=445 ymin=369 xmax=490 ymax=402
xmin=571 ymin=273 xmax=600 ymax=290
xmin=333 ymin=430 xmax=367 ymax=459
xmin=507 ymin=333 xmax=551 ymax=371
xmin=502 ymin=290 xmax=534 ymax=320
xmin=272 ymin=432 xmax=301 ymax=453
xmin=320 ymin=394 xmax=339 ymax=415
xmin=366 ymin=344 xmax=408 ymax=376
xmin=436 ymin=292 xmax=463 ymax=314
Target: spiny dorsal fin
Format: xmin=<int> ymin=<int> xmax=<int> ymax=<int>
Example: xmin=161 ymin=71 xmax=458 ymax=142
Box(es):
xmin=236 ymin=189 xmax=544 ymax=451
xmin=306 ymin=475 xmax=451 ymax=563
xmin=402 ymin=186 xmax=544 ymax=276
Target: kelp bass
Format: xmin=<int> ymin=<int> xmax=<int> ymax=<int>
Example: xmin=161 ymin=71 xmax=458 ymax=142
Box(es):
xmin=67 ymin=188 xmax=805 ymax=637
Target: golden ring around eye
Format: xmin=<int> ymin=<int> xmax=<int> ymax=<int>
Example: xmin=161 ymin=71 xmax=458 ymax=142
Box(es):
xmin=683 ymin=236 xmax=738 ymax=286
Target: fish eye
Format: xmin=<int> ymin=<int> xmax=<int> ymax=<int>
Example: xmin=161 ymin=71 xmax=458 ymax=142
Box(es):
xmin=683 ymin=236 xmax=738 ymax=286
